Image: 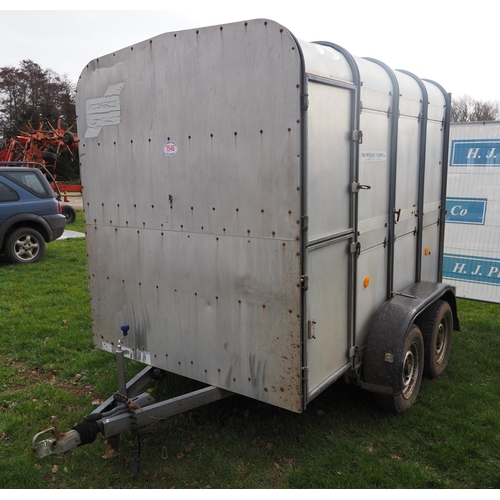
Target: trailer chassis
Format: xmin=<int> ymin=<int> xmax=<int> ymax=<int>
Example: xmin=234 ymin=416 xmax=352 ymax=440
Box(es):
xmin=32 ymin=361 xmax=233 ymax=460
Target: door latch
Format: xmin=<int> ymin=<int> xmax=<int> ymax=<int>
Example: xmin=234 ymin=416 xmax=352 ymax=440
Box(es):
xmin=394 ymin=208 xmax=401 ymax=223
xmin=352 ymin=182 xmax=372 ymax=192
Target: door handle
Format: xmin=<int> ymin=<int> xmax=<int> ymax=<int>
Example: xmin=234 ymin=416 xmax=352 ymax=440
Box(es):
xmin=352 ymin=182 xmax=372 ymax=192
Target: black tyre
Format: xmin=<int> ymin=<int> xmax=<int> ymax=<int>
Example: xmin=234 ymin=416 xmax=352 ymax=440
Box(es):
xmin=42 ymin=151 xmax=58 ymax=165
xmin=5 ymin=227 xmax=46 ymax=264
xmin=62 ymin=205 xmax=77 ymax=223
xmin=374 ymin=324 xmax=424 ymax=414
xmin=418 ymin=300 xmax=453 ymax=378
xmin=63 ymin=131 xmax=74 ymax=145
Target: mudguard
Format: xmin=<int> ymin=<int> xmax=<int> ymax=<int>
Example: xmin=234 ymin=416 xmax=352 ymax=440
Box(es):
xmin=362 ymin=281 xmax=459 ymax=395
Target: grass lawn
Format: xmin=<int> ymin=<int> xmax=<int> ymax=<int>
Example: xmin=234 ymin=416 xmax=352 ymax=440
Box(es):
xmin=1 ymin=210 xmax=499 ymax=488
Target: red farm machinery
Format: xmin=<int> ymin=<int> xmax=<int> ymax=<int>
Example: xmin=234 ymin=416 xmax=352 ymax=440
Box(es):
xmin=0 ymin=120 xmax=80 ymax=222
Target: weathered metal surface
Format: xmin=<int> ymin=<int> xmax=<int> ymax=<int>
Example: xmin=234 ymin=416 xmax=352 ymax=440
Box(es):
xmin=100 ymin=387 xmax=233 ymax=438
xmin=77 ymin=20 xmax=304 ymax=412
xmin=32 ymin=428 xmax=81 ymax=459
xmin=353 ymin=56 xmax=395 ymax=348
xmin=304 ymin=81 xmax=354 ymax=397
xmin=420 ymin=81 xmax=448 ymax=283
xmin=76 ymin=19 xmax=450 ymax=414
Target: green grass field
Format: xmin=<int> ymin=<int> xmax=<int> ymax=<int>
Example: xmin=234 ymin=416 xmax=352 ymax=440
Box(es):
xmin=1 ymin=210 xmax=499 ymax=488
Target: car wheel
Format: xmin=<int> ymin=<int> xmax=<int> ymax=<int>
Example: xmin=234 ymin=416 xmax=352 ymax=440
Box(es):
xmin=62 ymin=205 xmax=77 ymax=223
xmin=5 ymin=227 xmax=46 ymax=263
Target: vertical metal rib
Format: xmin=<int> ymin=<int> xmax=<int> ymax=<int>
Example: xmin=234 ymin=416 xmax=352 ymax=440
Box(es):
xmin=363 ymin=58 xmax=400 ymax=299
xmin=423 ymin=80 xmax=451 ymax=281
xmin=313 ymin=41 xmax=361 ymax=370
xmin=396 ymin=69 xmax=429 ymax=283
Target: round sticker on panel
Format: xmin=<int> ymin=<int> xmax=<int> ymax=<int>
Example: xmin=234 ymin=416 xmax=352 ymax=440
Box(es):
xmin=163 ymin=141 xmax=178 ymax=156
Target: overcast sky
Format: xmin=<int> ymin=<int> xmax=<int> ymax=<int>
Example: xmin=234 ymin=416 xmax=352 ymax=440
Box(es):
xmin=1 ymin=1 xmax=499 ymax=103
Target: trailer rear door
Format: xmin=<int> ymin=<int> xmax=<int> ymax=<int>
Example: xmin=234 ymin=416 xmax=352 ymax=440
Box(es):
xmin=305 ymin=79 xmax=356 ymax=401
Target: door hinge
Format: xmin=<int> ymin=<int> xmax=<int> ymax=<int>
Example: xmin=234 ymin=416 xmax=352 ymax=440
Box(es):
xmin=302 ymin=366 xmax=309 ymax=381
xmin=301 ymin=215 xmax=309 ymax=231
xmin=352 ymin=129 xmax=363 ymax=144
xmin=301 ymin=93 xmax=309 ymax=111
xmin=300 ymin=275 xmax=309 ymax=290
xmin=350 ymin=241 xmax=361 ymax=257
xmin=307 ymin=320 xmax=317 ymax=339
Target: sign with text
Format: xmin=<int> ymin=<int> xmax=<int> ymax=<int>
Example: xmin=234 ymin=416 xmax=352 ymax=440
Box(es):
xmin=445 ymin=197 xmax=487 ymax=225
xmin=444 ymin=254 xmax=500 ymax=287
xmin=450 ymin=139 xmax=500 ymax=167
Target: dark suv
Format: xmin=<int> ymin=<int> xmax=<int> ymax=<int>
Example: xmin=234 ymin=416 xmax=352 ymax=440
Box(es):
xmin=0 ymin=166 xmax=66 ymax=263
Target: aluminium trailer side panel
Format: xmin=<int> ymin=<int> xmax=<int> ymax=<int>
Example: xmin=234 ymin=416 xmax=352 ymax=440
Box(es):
xmin=353 ymin=57 xmax=394 ymax=350
xmin=389 ymin=73 xmax=447 ymax=294
xmin=421 ymin=81 xmax=448 ymax=284
xmin=347 ymin=58 xmax=448 ymax=352
xmin=76 ymin=20 xmax=304 ymax=412
xmin=444 ymin=121 xmax=500 ymax=302
xmin=76 ymin=18 xmax=450 ymax=414
xmin=304 ymin=80 xmax=355 ymax=398
xmin=391 ymin=70 xmax=425 ymax=293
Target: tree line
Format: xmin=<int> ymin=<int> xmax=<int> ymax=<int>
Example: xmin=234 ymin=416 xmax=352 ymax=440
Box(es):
xmin=0 ymin=60 xmax=78 ymax=180
xmin=450 ymin=94 xmax=499 ymax=122
xmin=0 ymin=59 xmax=499 ymax=180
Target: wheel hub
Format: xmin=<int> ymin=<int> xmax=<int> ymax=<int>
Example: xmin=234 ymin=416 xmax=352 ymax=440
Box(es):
xmin=15 ymin=235 xmax=39 ymax=261
xmin=435 ymin=322 xmax=447 ymax=364
xmin=402 ymin=343 xmax=420 ymax=400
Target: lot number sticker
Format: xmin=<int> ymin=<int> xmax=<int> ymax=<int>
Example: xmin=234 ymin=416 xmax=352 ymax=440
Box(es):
xmin=163 ymin=141 xmax=178 ymax=156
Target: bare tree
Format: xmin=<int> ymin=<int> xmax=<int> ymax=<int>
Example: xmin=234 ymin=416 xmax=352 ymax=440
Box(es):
xmin=0 ymin=60 xmax=76 ymax=138
xmin=0 ymin=60 xmax=79 ymax=181
xmin=451 ymin=94 xmax=500 ymax=122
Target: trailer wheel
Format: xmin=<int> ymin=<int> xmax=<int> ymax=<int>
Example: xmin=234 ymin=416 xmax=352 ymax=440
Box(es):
xmin=374 ymin=324 xmax=424 ymax=414
xmin=418 ymin=300 xmax=453 ymax=378
xmin=62 ymin=205 xmax=77 ymax=223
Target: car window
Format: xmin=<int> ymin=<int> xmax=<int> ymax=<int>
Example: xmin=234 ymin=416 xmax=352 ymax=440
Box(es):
xmin=0 ymin=181 xmax=20 ymax=202
xmin=2 ymin=171 xmax=49 ymax=197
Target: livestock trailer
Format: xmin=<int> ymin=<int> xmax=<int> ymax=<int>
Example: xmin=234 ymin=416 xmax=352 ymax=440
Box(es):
xmin=33 ymin=19 xmax=459 ymax=459
xmin=444 ymin=121 xmax=500 ymax=302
